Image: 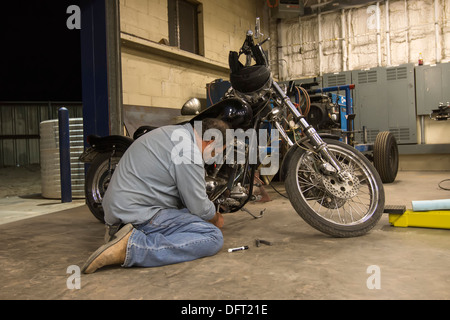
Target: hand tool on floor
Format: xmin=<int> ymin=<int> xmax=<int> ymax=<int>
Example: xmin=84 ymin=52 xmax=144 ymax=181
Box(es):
xmin=255 ymin=239 xmax=272 ymax=247
xmin=241 ymin=207 xmax=265 ymax=219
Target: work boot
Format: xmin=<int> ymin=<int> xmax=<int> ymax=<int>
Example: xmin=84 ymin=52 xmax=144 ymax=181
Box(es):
xmin=82 ymin=223 xmax=133 ymax=274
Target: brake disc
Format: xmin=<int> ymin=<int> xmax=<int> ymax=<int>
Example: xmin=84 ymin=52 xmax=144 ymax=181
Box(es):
xmin=322 ymin=166 xmax=360 ymax=200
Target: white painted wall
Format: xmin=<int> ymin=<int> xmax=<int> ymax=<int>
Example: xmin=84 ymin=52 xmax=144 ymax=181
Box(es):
xmin=267 ymin=0 xmax=450 ymax=163
xmin=120 ymin=0 xmax=264 ymax=109
xmin=269 ymin=0 xmax=450 ymax=77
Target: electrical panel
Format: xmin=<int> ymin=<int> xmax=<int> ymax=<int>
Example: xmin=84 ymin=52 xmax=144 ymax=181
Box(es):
xmin=322 ymin=71 xmax=352 ymax=87
xmin=415 ymin=62 xmax=450 ymax=116
xmin=385 ymin=64 xmax=417 ymax=144
xmin=270 ymin=0 xmax=304 ymax=19
xmin=352 ymin=64 xmax=417 ymax=144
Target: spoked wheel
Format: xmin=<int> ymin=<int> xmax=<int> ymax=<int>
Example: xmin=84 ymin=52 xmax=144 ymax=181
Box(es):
xmin=85 ymin=151 xmax=123 ymax=222
xmin=285 ymin=139 xmax=385 ymax=238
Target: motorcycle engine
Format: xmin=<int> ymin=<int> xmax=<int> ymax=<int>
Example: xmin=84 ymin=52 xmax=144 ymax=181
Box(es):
xmin=205 ymin=163 xmax=250 ymax=213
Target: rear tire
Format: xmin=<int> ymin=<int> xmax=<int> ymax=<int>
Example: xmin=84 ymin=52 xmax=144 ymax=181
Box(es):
xmin=373 ymin=131 xmax=398 ymax=183
xmin=85 ymin=151 xmax=123 ymax=223
xmin=285 ymin=139 xmax=385 ymax=238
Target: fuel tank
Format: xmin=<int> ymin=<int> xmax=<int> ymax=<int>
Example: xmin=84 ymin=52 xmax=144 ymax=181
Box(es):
xmin=190 ymin=97 xmax=253 ymax=130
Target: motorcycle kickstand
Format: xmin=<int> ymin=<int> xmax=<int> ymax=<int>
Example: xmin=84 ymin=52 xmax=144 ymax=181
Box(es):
xmin=241 ymin=207 xmax=266 ymax=219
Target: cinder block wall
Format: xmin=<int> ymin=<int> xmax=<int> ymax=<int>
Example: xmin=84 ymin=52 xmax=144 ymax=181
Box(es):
xmin=120 ymin=0 xmax=264 ymax=110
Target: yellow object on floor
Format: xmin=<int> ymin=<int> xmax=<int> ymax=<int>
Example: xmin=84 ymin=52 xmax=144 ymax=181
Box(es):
xmin=389 ymin=210 xmax=450 ymax=229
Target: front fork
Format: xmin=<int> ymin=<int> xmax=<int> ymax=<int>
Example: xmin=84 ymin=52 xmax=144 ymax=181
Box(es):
xmin=272 ymin=82 xmax=347 ymax=181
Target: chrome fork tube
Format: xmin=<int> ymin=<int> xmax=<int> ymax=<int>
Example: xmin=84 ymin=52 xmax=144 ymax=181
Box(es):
xmin=272 ymin=81 xmax=345 ymax=177
xmin=274 ymin=121 xmax=294 ymax=147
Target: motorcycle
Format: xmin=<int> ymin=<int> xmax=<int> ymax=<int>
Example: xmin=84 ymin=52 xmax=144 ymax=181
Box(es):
xmin=80 ymin=22 xmax=385 ymax=238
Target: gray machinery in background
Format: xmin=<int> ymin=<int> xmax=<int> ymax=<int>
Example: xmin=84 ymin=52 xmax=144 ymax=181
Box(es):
xmin=416 ymin=62 xmax=450 ymax=137
xmin=322 ymin=64 xmax=417 ymax=145
xmin=352 ymin=62 xmax=449 ymax=155
xmin=351 ymin=64 xmax=417 ymax=145
xmin=291 ymin=62 xmax=450 ymax=179
xmin=416 ymin=62 xmax=450 ymax=119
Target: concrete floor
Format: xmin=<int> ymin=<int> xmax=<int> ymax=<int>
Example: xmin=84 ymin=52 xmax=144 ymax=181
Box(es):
xmin=0 ymin=170 xmax=449 ymax=300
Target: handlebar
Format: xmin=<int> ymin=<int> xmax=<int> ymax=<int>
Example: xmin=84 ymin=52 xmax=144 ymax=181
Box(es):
xmin=239 ymin=30 xmax=270 ymax=67
xmin=246 ymin=30 xmax=255 ymax=47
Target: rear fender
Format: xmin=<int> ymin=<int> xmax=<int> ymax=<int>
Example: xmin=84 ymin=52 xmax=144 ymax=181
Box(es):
xmin=79 ymin=135 xmax=133 ymax=163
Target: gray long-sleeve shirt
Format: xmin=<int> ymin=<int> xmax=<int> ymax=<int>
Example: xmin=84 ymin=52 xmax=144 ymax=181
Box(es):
xmin=103 ymin=123 xmax=216 ymax=226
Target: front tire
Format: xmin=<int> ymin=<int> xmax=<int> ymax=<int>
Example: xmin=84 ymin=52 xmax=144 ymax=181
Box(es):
xmin=285 ymin=139 xmax=385 ymax=238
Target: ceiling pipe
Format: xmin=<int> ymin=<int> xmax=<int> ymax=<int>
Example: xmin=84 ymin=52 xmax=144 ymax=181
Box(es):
xmin=376 ymin=1 xmax=382 ymax=67
xmin=277 ymin=19 xmax=287 ymax=81
xmin=385 ymin=0 xmax=391 ymax=66
xmin=435 ymin=0 xmax=441 ymax=63
xmin=303 ymin=0 xmax=379 ymax=16
xmin=341 ymin=9 xmax=348 ymax=71
xmin=318 ymin=0 xmax=323 ymax=76
xmin=404 ymin=0 xmax=410 ymax=63
xmin=347 ymin=9 xmax=352 ymax=70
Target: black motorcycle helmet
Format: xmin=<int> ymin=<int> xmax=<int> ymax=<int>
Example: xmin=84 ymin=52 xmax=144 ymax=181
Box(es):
xmin=229 ymin=51 xmax=271 ymax=94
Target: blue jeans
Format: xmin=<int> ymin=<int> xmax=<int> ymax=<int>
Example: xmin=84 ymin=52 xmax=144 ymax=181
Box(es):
xmin=123 ymin=208 xmax=223 ymax=268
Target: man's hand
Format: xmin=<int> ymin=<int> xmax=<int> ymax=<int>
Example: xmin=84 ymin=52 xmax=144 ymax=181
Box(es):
xmin=209 ymin=212 xmax=224 ymax=229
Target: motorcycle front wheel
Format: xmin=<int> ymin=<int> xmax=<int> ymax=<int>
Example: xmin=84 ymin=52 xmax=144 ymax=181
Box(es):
xmin=285 ymin=139 xmax=385 ymax=238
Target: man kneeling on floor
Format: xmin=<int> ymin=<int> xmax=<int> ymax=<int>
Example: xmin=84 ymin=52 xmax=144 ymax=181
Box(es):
xmin=82 ymin=118 xmax=229 ymax=273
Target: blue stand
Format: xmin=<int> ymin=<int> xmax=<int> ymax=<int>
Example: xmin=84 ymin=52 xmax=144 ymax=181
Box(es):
xmin=58 ymin=107 xmax=72 ymax=203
